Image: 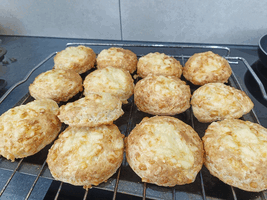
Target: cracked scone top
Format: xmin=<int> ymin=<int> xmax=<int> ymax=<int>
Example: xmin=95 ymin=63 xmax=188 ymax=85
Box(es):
xmin=58 ymin=92 xmax=124 ymax=127
xmin=96 ymin=47 xmax=137 ymax=73
xmin=54 ymin=45 xmax=96 ymax=74
xmin=134 ymin=75 xmax=191 ymax=115
xmin=191 ymin=83 xmax=254 ymax=123
xmin=203 ymin=119 xmax=267 ymax=192
xmin=125 ymin=116 xmax=204 ymax=187
xmin=0 ymin=99 xmax=61 ymax=161
xmin=137 ymin=52 xmax=183 ymax=78
xmin=183 ymin=51 xmax=232 ymax=85
xmin=83 ymin=66 xmax=134 ymax=104
xmin=29 ymin=69 xmax=83 ymax=103
xmin=47 ymin=125 xmax=124 ymax=189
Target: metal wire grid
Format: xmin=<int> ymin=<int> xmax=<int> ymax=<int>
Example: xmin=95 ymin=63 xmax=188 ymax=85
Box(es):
xmin=0 ymin=43 xmax=266 ymax=200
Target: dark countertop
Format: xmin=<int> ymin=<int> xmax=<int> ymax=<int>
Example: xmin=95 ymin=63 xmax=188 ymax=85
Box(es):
xmin=0 ymin=35 xmax=264 ymax=200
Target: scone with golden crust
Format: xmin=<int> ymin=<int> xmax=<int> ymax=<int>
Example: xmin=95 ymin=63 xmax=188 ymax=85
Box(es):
xmin=58 ymin=92 xmax=124 ymax=127
xmin=134 ymin=75 xmax=191 ymax=115
xmin=203 ymin=119 xmax=267 ymax=192
xmin=83 ymin=66 xmax=134 ymax=104
xmin=54 ymin=45 xmax=96 ymax=74
xmin=96 ymin=47 xmax=137 ymax=73
xmin=0 ymin=99 xmax=61 ymax=162
xmin=191 ymin=83 xmax=254 ymax=123
xmin=125 ymin=116 xmax=204 ymax=186
xmin=183 ymin=51 xmax=232 ymax=85
xmin=137 ymin=52 xmax=182 ymax=78
xmin=29 ymin=69 xmax=83 ymax=103
xmin=47 ymin=124 xmax=124 ymax=189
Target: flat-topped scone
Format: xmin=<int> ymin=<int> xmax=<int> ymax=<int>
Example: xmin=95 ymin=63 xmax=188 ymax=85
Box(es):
xmin=29 ymin=69 xmax=83 ymax=103
xmin=183 ymin=51 xmax=232 ymax=85
xmin=47 ymin=124 xmax=124 ymax=189
xmin=134 ymin=75 xmax=191 ymax=115
xmin=191 ymin=83 xmax=254 ymax=123
xmin=96 ymin=47 xmax=137 ymax=73
xmin=0 ymin=99 xmax=61 ymax=161
xmin=83 ymin=66 xmax=134 ymax=104
xmin=137 ymin=52 xmax=182 ymax=78
xmin=125 ymin=116 xmax=204 ymax=186
xmin=203 ymin=119 xmax=267 ymax=192
xmin=54 ymin=45 xmax=96 ymax=74
xmin=58 ymin=92 xmax=124 ymax=127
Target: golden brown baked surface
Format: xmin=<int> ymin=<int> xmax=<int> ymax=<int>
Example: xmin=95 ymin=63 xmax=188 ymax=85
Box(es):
xmin=96 ymin=47 xmax=137 ymax=73
xmin=83 ymin=66 xmax=134 ymax=104
xmin=58 ymin=92 xmax=124 ymax=127
xmin=29 ymin=69 xmax=83 ymax=103
xmin=54 ymin=45 xmax=96 ymax=74
xmin=47 ymin=124 xmax=124 ymax=189
xmin=183 ymin=51 xmax=232 ymax=85
xmin=137 ymin=52 xmax=182 ymax=78
xmin=125 ymin=116 xmax=204 ymax=186
xmin=134 ymin=75 xmax=191 ymax=115
xmin=0 ymin=99 xmax=61 ymax=161
xmin=203 ymin=119 xmax=267 ymax=192
xmin=191 ymin=83 xmax=254 ymax=123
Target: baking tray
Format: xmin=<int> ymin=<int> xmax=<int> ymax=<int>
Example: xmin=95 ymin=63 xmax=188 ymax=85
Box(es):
xmin=0 ymin=42 xmax=266 ymax=200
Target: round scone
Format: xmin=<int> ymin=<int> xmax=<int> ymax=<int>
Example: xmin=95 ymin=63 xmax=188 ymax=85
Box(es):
xmin=29 ymin=69 xmax=83 ymax=102
xmin=203 ymin=119 xmax=267 ymax=192
xmin=58 ymin=92 xmax=124 ymax=127
xmin=47 ymin=125 xmax=124 ymax=189
xmin=137 ymin=52 xmax=183 ymax=78
xmin=183 ymin=51 xmax=232 ymax=85
xmin=54 ymin=45 xmax=96 ymax=74
xmin=96 ymin=47 xmax=137 ymax=73
xmin=134 ymin=75 xmax=191 ymax=115
xmin=0 ymin=99 xmax=61 ymax=162
xmin=83 ymin=66 xmax=134 ymax=104
xmin=191 ymin=83 xmax=254 ymax=123
xmin=125 ymin=116 xmax=204 ymax=186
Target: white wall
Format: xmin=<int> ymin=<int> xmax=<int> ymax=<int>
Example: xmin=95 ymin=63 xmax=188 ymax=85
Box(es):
xmin=0 ymin=0 xmax=266 ymax=45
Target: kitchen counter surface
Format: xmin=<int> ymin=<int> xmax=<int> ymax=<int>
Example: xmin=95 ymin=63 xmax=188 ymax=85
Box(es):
xmin=0 ymin=35 xmax=264 ymax=200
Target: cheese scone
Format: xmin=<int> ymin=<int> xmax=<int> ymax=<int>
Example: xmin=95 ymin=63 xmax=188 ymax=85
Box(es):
xmin=203 ymin=119 xmax=267 ymax=192
xmin=0 ymin=99 xmax=61 ymax=161
xmin=125 ymin=116 xmax=204 ymax=186
xmin=54 ymin=45 xmax=96 ymax=74
xmin=83 ymin=66 xmax=134 ymax=104
xmin=58 ymin=92 xmax=124 ymax=127
xmin=134 ymin=75 xmax=191 ymax=115
xmin=191 ymin=83 xmax=254 ymax=123
xmin=96 ymin=47 xmax=137 ymax=73
xmin=183 ymin=51 xmax=232 ymax=85
xmin=137 ymin=52 xmax=182 ymax=78
xmin=29 ymin=69 xmax=83 ymax=103
xmin=47 ymin=125 xmax=124 ymax=189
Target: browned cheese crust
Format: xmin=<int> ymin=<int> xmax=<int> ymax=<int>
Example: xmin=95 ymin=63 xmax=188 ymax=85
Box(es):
xmin=54 ymin=45 xmax=96 ymax=74
xmin=203 ymin=119 xmax=267 ymax=192
xmin=125 ymin=116 xmax=204 ymax=186
xmin=0 ymin=99 xmax=61 ymax=161
xmin=96 ymin=47 xmax=137 ymax=73
xmin=191 ymin=83 xmax=254 ymax=123
xmin=29 ymin=69 xmax=83 ymax=102
xmin=47 ymin=125 xmax=124 ymax=189
xmin=134 ymin=75 xmax=191 ymax=115
xmin=137 ymin=52 xmax=183 ymax=78
xmin=183 ymin=51 xmax=232 ymax=85
xmin=58 ymin=92 xmax=124 ymax=127
xmin=83 ymin=66 xmax=134 ymax=104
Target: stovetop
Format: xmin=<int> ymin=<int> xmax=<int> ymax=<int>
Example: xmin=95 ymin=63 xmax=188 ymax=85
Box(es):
xmin=0 ymin=35 xmax=266 ymax=200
